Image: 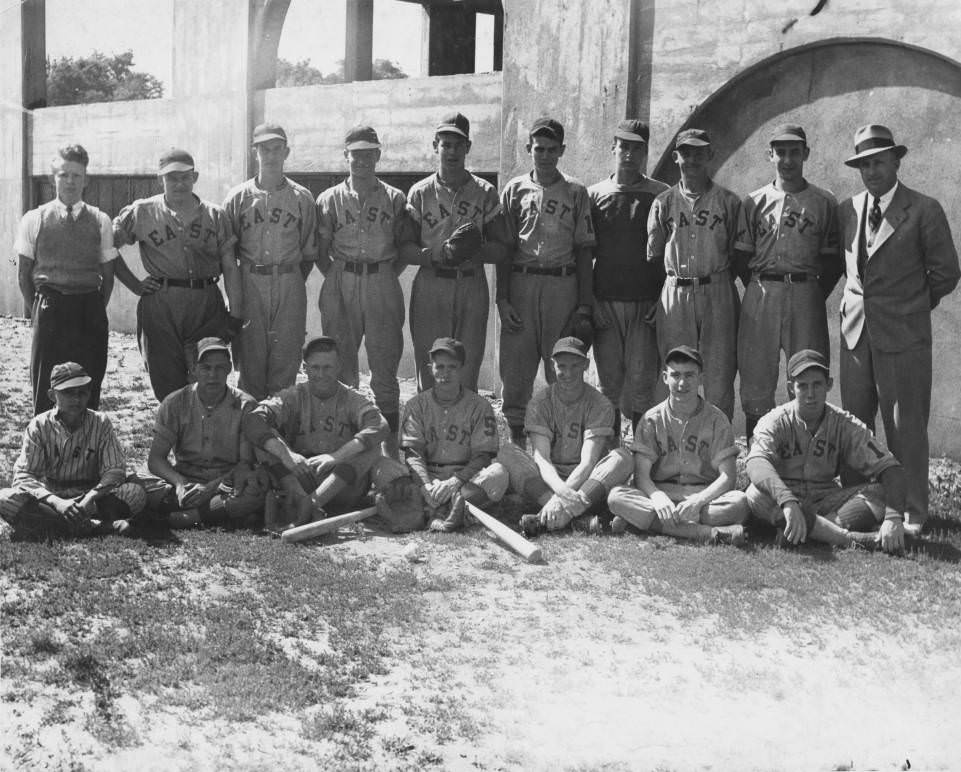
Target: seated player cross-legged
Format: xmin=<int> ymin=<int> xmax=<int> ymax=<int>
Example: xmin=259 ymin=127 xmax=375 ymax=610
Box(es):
xmin=0 ymin=362 xmax=146 ymax=541
xmin=400 ymin=337 xmax=508 ymax=533
xmin=494 ymin=336 xmax=633 ymax=536
xmin=243 ymin=336 xmax=391 ymax=527
xmin=147 ymin=337 xmax=267 ymax=529
xmin=608 ymin=346 xmax=749 ymax=545
xmin=745 ymin=349 xmax=910 ymax=554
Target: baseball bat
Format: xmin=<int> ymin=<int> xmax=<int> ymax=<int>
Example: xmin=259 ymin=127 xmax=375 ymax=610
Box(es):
xmin=465 ymin=502 xmax=544 ymax=564
xmin=281 ymin=505 xmax=379 ymax=543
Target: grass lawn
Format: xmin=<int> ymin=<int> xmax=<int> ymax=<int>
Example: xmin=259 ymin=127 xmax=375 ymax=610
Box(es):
xmin=2 ymin=316 xmax=960 ymax=771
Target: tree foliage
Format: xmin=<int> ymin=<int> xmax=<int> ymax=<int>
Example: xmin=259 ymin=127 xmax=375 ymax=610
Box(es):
xmin=46 ymin=50 xmax=164 ymax=106
xmin=275 ymin=57 xmax=407 ymax=87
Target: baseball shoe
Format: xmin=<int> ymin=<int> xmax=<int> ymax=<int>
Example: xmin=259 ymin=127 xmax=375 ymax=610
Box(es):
xmin=903 ymin=522 xmax=924 ymax=539
xmin=710 ymin=524 xmax=746 ymax=547
xmin=847 ymin=529 xmax=880 ymax=551
xmin=571 ymin=514 xmax=604 ymax=535
xmin=519 ymin=514 xmax=544 ymax=538
xmin=429 ymin=499 xmax=466 ymax=533
xmin=610 ymin=515 xmax=627 ymax=535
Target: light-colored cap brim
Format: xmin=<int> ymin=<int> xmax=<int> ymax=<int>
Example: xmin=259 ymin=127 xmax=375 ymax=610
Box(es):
xmin=676 ymin=138 xmax=710 ymax=147
xmin=435 ymin=126 xmax=469 ymax=138
xmin=345 ymin=140 xmax=381 ymax=151
xmin=551 ymin=347 xmax=589 ymax=360
xmin=614 ymin=130 xmax=647 ymax=143
xmin=253 ymin=133 xmax=287 ymax=144
xmin=53 ymin=375 xmax=92 ymax=390
xmin=159 ymin=162 xmax=195 ymax=175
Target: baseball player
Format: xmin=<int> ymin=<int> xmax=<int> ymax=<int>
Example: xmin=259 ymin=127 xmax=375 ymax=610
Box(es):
xmin=15 ymin=144 xmax=115 ymax=414
xmin=588 ymin=120 xmax=670 ymax=436
xmin=404 ymin=113 xmax=509 ymax=392
xmin=745 ymin=349 xmax=908 ymax=554
xmin=223 ymin=123 xmax=319 ymax=400
xmin=0 ymin=362 xmax=146 ymax=541
xmin=490 ymin=336 xmax=633 ymax=536
xmin=316 ymin=126 xmax=417 ymax=449
xmin=113 ymin=148 xmax=243 ymax=401
xmin=243 ymin=336 xmax=392 ymax=525
xmin=607 ymin=346 xmax=749 ymax=545
xmin=146 ymin=337 xmax=267 ymax=529
xmin=734 ymin=124 xmax=842 ymax=440
xmin=400 ymin=337 xmax=507 ymax=532
xmin=648 ymin=129 xmax=742 ymax=420
xmin=496 ymin=117 xmax=596 ymax=445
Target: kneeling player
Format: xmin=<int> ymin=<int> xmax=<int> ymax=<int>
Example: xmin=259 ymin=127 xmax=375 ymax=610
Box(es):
xmin=494 ymin=337 xmax=632 ymax=536
xmin=608 ymin=346 xmax=749 ymax=545
xmin=745 ymin=349 xmax=909 ymax=554
xmin=243 ymin=336 xmax=390 ymax=525
xmin=0 ymin=362 xmax=146 ymax=540
xmin=147 ymin=337 xmax=267 ymax=528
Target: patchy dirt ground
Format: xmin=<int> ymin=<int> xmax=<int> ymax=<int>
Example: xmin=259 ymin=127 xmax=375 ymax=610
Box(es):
xmin=2 ymin=315 xmax=961 ymax=771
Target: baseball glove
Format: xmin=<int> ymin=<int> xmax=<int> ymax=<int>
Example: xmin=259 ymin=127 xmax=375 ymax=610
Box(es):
xmin=560 ymin=305 xmax=595 ymax=351
xmin=374 ymin=474 xmax=428 ymax=533
xmin=437 ymin=221 xmax=483 ymax=267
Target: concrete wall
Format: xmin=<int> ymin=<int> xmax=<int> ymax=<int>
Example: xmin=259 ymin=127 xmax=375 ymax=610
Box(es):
xmin=0 ymin=11 xmax=26 ymax=318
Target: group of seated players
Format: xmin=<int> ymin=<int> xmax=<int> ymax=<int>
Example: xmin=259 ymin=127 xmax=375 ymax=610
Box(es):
xmin=0 ymin=330 xmax=908 ymax=555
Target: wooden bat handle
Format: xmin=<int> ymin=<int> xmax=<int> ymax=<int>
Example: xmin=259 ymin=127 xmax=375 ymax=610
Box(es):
xmin=281 ymin=505 xmax=379 ymax=543
xmin=466 ymin=502 xmax=544 ymax=564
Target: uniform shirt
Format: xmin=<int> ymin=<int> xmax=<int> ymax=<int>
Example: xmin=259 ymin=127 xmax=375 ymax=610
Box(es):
xmin=113 ymin=194 xmax=235 ymax=279
xmin=153 ymin=384 xmax=256 ymax=482
xmin=401 ymin=388 xmax=498 ymax=468
xmin=501 ymin=172 xmax=595 ymax=268
xmin=735 ymin=181 xmax=839 ymax=274
xmin=632 ymin=398 xmax=738 ymax=486
xmin=222 ymin=177 xmax=319 ymax=267
xmin=248 ymin=381 xmax=388 ymax=456
xmin=746 ymin=401 xmax=901 ymax=506
xmin=647 ymin=180 xmax=742 ymax=277
xmin=525 ymin=383 xmax=614 ymax=467
xmin=15 ymin=199 xmax=115 ymax=293
xmin=12 ymin=408 xmax=126 ymax=498
xmin=588 ymin=175 xmax=669 ymax=300
xmin=406 ymin=173 xmax=501 ymax=267
xmin=316 ymin=177 xmax=411 ymax=264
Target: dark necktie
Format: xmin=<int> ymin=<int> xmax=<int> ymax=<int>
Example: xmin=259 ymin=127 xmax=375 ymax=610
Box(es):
xmin=868 ymin=196 xmax=882 ymax=234
xmin=65 ymin=204 xmax=73 ymax=221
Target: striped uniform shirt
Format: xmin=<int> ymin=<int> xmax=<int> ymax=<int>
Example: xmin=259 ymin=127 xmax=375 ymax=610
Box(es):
xmin=11 ymin=408 xmax=127 ymax=498
xmin=525 ymin=383 xmax=614 ymax=469
xmin=316 ymin=178 xmax=413 ymax=265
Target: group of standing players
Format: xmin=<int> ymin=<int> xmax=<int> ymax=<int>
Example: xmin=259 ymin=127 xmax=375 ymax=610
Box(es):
xmin=3 ymin=112 xmax=957 ymax=557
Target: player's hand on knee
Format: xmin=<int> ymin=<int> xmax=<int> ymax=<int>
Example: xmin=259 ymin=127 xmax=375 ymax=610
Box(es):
xmin=651 ymin=490 xmax=677 ymax=524
xmin=282 ymin=450 xmax=312 ymax=478
xmin=176 ymin=482 xmax=206 ymax=508
xmin=879 ymin=519 xmax=905 ymax=556
xmin=675 ymin=495 xmax=704 ymax=524
xmin=307 ymin=454 xmax=337 ymax=478
xmin=496 ymin=300 xmax=523 ymax=333
xmin=782 ymin=501 xmax=807 ymax=545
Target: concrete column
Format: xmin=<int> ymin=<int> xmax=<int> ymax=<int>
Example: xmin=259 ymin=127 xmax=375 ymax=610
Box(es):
xmin=345 ymin=0 xmax=374 ymax=82
xmin=425 ymin=6 xmax=476 ymax=76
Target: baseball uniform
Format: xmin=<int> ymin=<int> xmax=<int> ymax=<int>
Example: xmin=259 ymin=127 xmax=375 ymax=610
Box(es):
xmin=316 ymin=178 xmax=414 ymax=422
xmin=406 ymin=173 xmax=502 ymax=392
xmin=223 ymin=177 xmax=318 ymax=399
xmin=114 ymin=194 xmax=237 ymax=401
xmin=15 ymin=199 xmax=114 ymax=414
xmin=497 ymin=172 xmax=596 ymax=431
xmin=608 ymin=397 xmax=748 ymax=526
xmin=735 ymin=182 xmax=840 ymax=419
xmin=588 ymin=174 xmax=669 ymax=417
xmin=648 ymin=182 xmax=742 ymax=419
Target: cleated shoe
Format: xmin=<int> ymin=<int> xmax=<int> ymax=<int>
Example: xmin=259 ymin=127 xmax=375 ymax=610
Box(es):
xmin=571 ymin=514 xmax=604 ymax=535
xmin=429 ymin=499 xmax=466 ymax=533
xmin=848 ymin=529 xmax=880 ymax=551
xmin=610 ymin=515 xmax=627 ymax=535
xmin=519 ymin=513 xmax=544 ymax=538
xmin=710 ymin=524 xmax=746 ymax=547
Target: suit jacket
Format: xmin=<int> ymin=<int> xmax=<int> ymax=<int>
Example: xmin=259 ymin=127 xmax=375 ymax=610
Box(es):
xmin=839 ymin=183 xmax=959 ymax=352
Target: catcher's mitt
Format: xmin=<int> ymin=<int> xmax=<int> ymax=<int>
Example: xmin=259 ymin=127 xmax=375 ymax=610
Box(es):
xmin=437 ymin=221 xmax=482 ymax=267
xmin=560 ymin=305 xmax=595 ymax=351
xmin=374 ymin=474 xmax=428 ymax=533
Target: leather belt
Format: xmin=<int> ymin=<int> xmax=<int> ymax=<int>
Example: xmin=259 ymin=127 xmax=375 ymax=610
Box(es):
xmin=158 ymin=276 xmax=218 ymax=289
xmin=756 ymin=272 xmax=814 ymax=283
xmin=341 ymin=260 xmax=385 ymax=275
xmin=511 ymin=264 xmax=576 ymax=277
xmin=435 ymin=267 xmax=477 ymax=279
xmin=669 ymin=274 xmax=712 ymax=287
xmin=246 ymin=262 xmax=297 ymax=275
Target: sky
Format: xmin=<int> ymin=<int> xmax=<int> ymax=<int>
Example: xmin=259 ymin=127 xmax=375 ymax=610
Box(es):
xmin=38 ymin=0 xmax=494 ymax=92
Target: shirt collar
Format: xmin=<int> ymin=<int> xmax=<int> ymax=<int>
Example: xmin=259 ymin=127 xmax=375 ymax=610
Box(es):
xmin=871 ymin=181 xmax=899 ymax=210
xmin=53 ymin=198 xmax=87 ymax=217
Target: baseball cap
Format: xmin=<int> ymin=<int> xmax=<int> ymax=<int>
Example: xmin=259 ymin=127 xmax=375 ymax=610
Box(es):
xmin=787 ymin=349 xmax=830 ymax=378
xmin=674 ymin=129 xmax=711 ymax=149
xmin=196 ymin=337 xmax=231 ymax=361
xmin=435 ymin=113 xmax=470 ymax=139
xmin=769 ymin=123 xmax=807 ymax=144
xmin=252 ymin=122 xmax=288 ymax=145
xmin=665 ymin=345 xmax=704 ymax=369
xmin=158 ymin=148 xmax=195 ymax=175
xmin=551 ymin=336 xmax=589 ymax=360
xmin=50 ymin=362 xmax=92 ymax=391
xmin=530 ymin=117 xmax=565 ymax=144
xmin=344 ymin=125 xmax=381 ymax=151
xmin=614 ymin=120 xmax=649 ymax=144
xmin=429 ymin=337 xmax=466 ymax=363
xmin=844 ymin=124 xmax=908 ymax=168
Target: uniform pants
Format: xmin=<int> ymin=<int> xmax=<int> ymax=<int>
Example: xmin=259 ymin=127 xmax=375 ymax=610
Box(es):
xmin=137 ymin=284 xmax=228 ymax=402
xmin=608 ymin=483 xmax=749 ymax=529
xmin=147 ymin=465 xmax=268 ymax=523
xmin=499 ymin=272 xmax=578 ymax=430
xmin=840 ymin=336 xmax=931 ymax=524
xmin=738 ymin=279 xmax=829 ymax=419
xmin=409 ymin=266 xmax=489 ymax=392
xmin=319 ymin=263 xmax=405 ymax=416
xmin=657 ymin=278 xmax=738 ymax=419
xmin=745 ymin=480 xmax=885 ymax=530
xmin=594 ymin=298 xmax=660 ymax=416
xmin=31 ymin=289 xmax=107 ymax=414
xmin=236 ymin=270 xmax=307 ymax=400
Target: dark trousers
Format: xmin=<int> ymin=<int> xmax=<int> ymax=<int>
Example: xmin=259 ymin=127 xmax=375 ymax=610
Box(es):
xmin=31 ymin=288 xmax=108 ymax=414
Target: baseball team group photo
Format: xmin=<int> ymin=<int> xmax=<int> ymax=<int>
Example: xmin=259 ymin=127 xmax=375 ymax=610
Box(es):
xmin=3 ymin=0 xmax=961 ymax=769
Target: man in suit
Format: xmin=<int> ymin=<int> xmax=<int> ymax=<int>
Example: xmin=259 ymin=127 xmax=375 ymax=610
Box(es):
xmin=839 ymin=124 xmax=959 ymax=537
